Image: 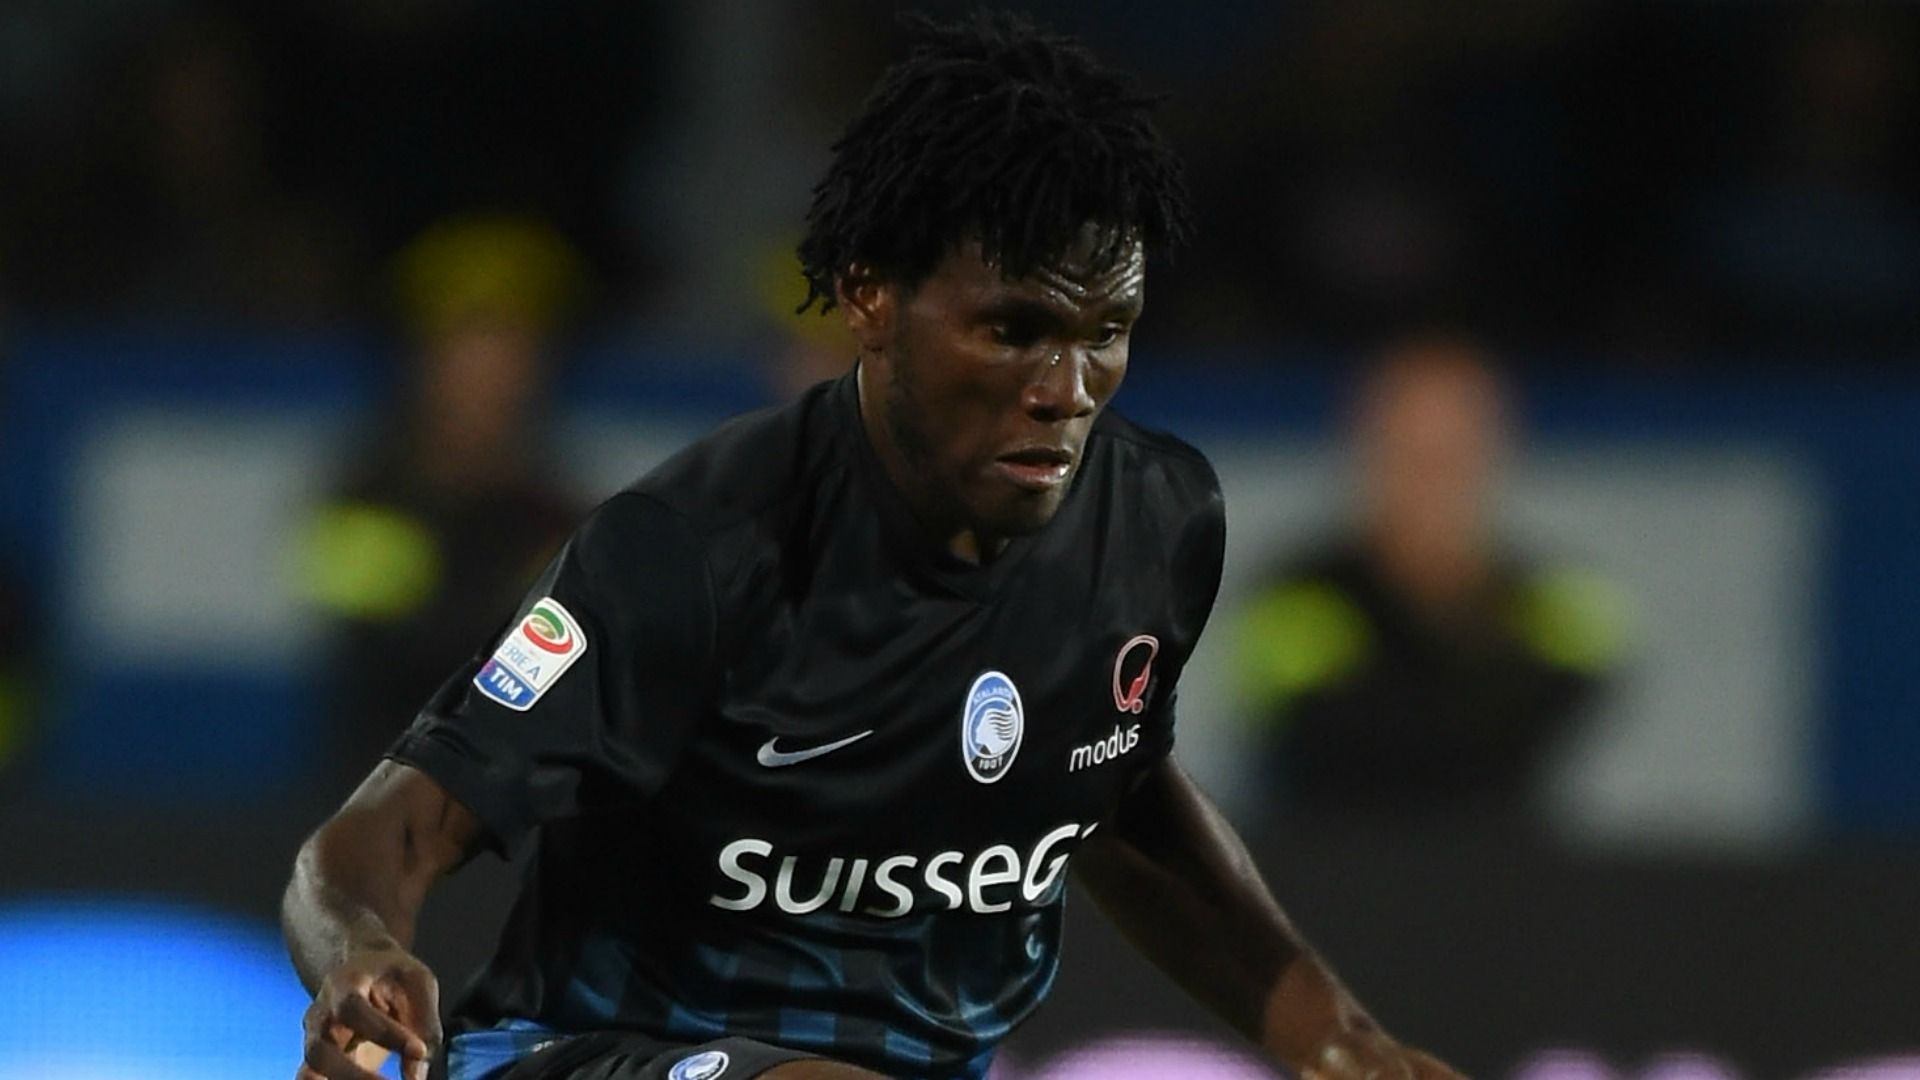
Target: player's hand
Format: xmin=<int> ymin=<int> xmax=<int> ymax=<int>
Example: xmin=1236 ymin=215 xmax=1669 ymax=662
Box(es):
xmin=1302 ymin=1029 xmax=1468 ymax=1080
xmin=298 ymin=942 xmax=442 ymax=1080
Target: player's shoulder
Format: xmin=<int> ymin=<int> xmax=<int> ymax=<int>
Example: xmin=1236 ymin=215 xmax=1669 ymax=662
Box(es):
xmin=1090 ymin=406 xmax=1224 ymax=514
xmin=622 ymin=378 xmax=843 ymax=537
xmin=1089 ymin=407 xmax=1228 ymax=636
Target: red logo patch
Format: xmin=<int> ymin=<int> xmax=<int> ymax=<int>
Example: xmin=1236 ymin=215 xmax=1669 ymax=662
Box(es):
xmin=1112 ymin=634 xmax=1159 ymax=714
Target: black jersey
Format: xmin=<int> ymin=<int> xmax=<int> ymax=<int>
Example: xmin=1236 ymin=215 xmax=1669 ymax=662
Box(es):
xmin=392 ymin=372 xmax=1226 ymax=1080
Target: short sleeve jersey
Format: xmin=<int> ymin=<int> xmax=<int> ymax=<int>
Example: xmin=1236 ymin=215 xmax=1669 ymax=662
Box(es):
xmin=391 ymin=372 xmax=1226 ymax=1080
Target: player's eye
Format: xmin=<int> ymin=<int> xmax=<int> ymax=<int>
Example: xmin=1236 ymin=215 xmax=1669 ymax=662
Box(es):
xmin=988 ymin=318 xmax=1044 ymax=350
xmin=1090 ymin=323 xmax=1127 ymax=349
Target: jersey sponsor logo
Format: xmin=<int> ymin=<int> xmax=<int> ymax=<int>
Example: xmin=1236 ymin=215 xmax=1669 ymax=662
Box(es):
xmin=755 ymin=729 xmax=875 ymax=768
xmin=961 ymin=670 xmax=1024 ymax=783
xmin=1112 ymin=634 xmax=1159 ymax=714
xmin=667 ymin=1050 xmax=729 ymax=1080
xmin=473 ymin=597 xmax=588 ymax=711
xmin=1068 ymin=723 xmax=1142 ymax=772
xmin=708 ymin=821 xmax=1099 ymax=918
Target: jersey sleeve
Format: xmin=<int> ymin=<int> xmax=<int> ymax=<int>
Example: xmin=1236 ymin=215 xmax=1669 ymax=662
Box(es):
xmin=387 ymin=491 xmax=717 ymax=852
xmin=1138 ymin=472 xmax=1228 ymax=762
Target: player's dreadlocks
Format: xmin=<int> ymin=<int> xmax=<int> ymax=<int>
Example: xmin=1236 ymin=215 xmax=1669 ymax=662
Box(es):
xmin=797 ymin=11 xmax=1192 ymax=313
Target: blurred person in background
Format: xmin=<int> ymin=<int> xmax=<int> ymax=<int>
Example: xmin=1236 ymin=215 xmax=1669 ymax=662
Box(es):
xmin=297 ymin=215 xmax=588 ymax=795
xmin=1233 ymin=335 xmax=1628 ymax=826
xmin=1 ymin=9 xmax=355 ymax=323
xmin=1678 ymin=6 xmax=1920 ymax=351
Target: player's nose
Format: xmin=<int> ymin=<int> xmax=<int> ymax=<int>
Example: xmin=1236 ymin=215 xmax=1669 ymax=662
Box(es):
xmin=1021 ymin=348 xmax=1095 ymax=423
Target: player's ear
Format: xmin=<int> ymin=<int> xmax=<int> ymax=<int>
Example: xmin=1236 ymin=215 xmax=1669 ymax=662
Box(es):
xmin=838 ymin=263 xmax=895 ymax=354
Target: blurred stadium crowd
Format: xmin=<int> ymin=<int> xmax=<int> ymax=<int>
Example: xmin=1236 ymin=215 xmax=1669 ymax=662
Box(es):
xmin=2 ymin=0 xmax=1917 ymax=355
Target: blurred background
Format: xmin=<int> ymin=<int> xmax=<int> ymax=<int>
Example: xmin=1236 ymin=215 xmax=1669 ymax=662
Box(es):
xmin=0 ymin=2 xmax=1916 ymax=1078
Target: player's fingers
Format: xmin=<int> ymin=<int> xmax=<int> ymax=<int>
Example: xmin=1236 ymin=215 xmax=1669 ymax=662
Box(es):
xmin=376 ymin=969 xmax=442 ymax=1080
xmin=374 ymin=964 xmax=443 ymax=1050
xmin=302 ymin=1036 xmax=388 ymax=1080
xmin=1305 ymin=1043 xmax=1424 ymax=1080
xmin=336 ymin=992 xmax=430 ymax=1059
xmin=301 ymin=996 xmax=333 ymax=1042
xmin=1299 ymin=1046 xmax=1374 ymax=1080
xmin=303 ymin=993 xmax=370 ymax=1049
xmin=1322 ymin=1039 xmax=1411 ymax=1079
xmin=1387 ymin=1049 xmax=1452 ymax=1080
xmin=1408 ymin=1051 xmax=1468 ymax=1080
xmin=397 ymin=965 xmax=444 ymax=1053
xmin=350 ymin=1042 xmax=396 ymax=1076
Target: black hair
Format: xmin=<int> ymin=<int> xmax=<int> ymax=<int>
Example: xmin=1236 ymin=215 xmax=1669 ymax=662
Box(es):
xmin=797 ymin=10 xmax=1191 ymax=313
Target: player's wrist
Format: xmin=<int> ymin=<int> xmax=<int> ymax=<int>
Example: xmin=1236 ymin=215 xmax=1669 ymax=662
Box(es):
xmin=1259 ymin=951 xmax=1380 ymax=1070
xmin=323 ymin=928 xmax=414 ymax=986
xmin=335 ymin=904 xmax=407 ymax=953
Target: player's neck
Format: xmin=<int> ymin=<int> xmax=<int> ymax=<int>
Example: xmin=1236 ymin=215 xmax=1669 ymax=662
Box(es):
xmin=946 ymin=529 xmax=1008 ymax=566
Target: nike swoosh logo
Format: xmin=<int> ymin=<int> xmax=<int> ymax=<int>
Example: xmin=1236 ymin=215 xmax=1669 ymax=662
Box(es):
xmin=755 ymin=730 xmax=875 ymax=768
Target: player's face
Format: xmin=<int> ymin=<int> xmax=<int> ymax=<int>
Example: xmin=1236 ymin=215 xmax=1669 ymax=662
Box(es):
xmin=852 ymin=232 xmax=1145 ymax=554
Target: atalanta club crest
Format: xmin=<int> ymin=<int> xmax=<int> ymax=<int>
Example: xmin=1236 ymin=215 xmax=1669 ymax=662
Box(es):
xmin=961 ymin=670 xmax=1024 ymax=784
xmin=474 ymin=597 xmax=588 ymax=711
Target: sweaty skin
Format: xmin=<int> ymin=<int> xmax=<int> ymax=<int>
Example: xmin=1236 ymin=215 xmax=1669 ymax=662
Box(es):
xmin=1030 ymin=251 xmax=1147 ymax=310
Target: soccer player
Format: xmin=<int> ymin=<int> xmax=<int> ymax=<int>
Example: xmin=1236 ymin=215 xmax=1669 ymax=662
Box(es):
xmin=284 ymin=14 xmax=1463 ymax=1080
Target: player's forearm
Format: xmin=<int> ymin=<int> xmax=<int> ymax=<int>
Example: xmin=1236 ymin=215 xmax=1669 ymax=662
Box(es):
xmin=1075 ymin=761 xmax=1379 ymax=1065
xmin=282 ymin=763 xmax=473 ymax=992
xmin=283 ymin=819 xmax=415 ymax=992
xmin=1076 ymin=821 xmax=1300 ymax=1039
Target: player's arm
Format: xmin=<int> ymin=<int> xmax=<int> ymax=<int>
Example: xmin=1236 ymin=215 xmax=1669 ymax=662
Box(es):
xmin=283 ymin=492 xmax=718 ymax=1079
xmin=283 ymin=760 xmax=483 ymax=1080
xmin=1071 ymin=756 xmax=1463 ymax=1079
